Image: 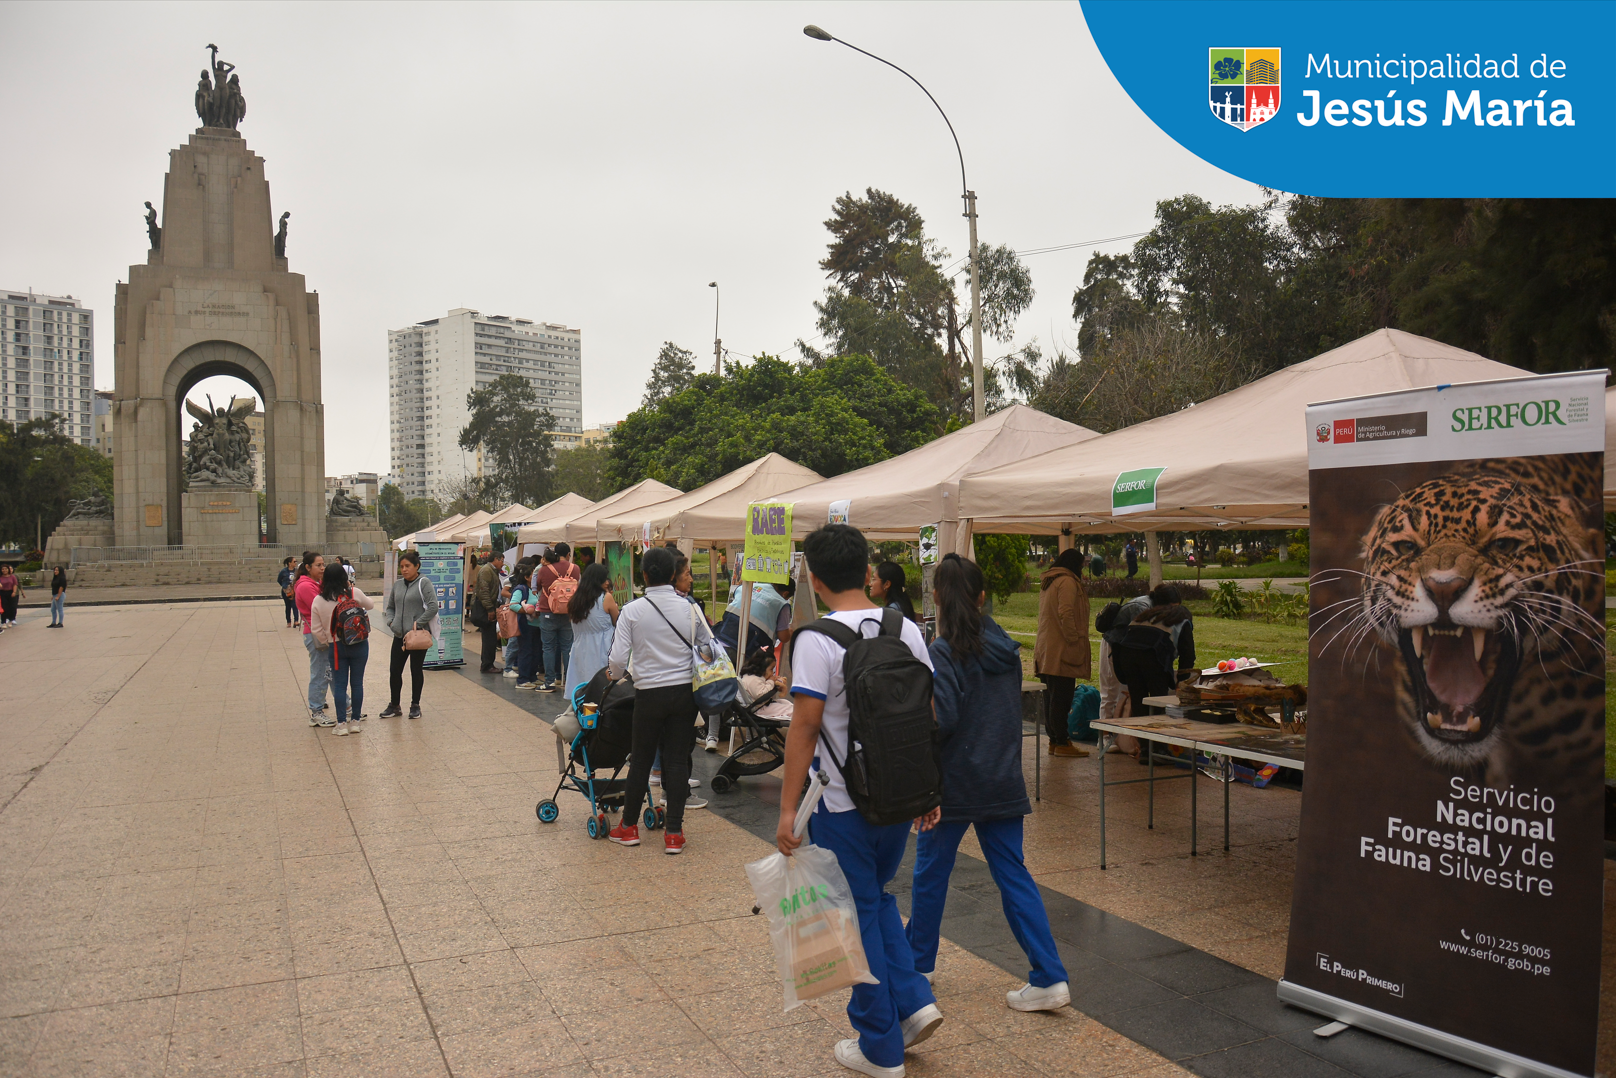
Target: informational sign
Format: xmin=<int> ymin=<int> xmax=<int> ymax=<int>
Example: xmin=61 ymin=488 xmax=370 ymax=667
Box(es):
xmin=828 ymin=499 xmax=851 ymax=526
xmin=1285 ymin=372 xmax=1605 ymax=1077
xmin=416 ymin=542 xmax=464 ymax=668
xmin=743 ymin=501 xmax=793 ymax=584
xmin=604 ymin=541 xmax=634 ymax=609
xmin=918 ymin=523 xmax=940 ymax=566
xmin=1111 ymin=468 xmax=1165 ymax=516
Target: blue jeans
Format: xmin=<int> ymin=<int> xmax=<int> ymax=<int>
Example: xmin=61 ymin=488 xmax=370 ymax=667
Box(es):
xmin=302 ymin=632 xmax=331 ymax=713
xmin=809 ymin=807 xmax=937 ymax=1069
xmin=907 ymin=816 xmax=1068 ymax=988
xmin=50 ymin=594 xmax=65 ymax=624
xmin=540 ymin=612 xmax=573 ymax=683
xmin=331 ymin=640 xmax=369 ymax=721
xmin=518 ymin=619 xmax=538 ymax=683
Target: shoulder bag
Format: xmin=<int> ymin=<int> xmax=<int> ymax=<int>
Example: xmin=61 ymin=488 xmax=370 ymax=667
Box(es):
xmin=401 ymin=578 xmax=435 ymax=651
xmin=649 ymin=597 xmax=739 ymax=712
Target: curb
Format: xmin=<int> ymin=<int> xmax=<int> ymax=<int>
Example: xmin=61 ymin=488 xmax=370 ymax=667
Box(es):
xmin=19 ymin=594 xmax=282 ymax=609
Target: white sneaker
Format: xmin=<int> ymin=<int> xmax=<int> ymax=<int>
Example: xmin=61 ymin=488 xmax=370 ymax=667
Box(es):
xmin=900 ymin=1003 xmax=943 ymax=1048
xmin=334 ymin=722 xmax=349 ymax=736
xmin=649 ymin=773 xmax=662 ymax=787
xmin=347 ymin=719 xmax=362 ymax=733
xmin=688 ymin=777 xmax=701 ymax=788
xmin=704 ymin=736 xmax=719 ymax=752
xmin=833 ymin=1038 xmax=903 ymax=1078
xmin=1006 ymin=981 xmax=1070 ymax=1012
xmin=659 ymin=795 xmax=707 ymax=810
xmin=503 ymin=669 xmax=519 ymax=679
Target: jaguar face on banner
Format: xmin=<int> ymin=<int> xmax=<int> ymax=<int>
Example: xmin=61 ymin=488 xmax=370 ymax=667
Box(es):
xmin=1285 ymin=373 xmax=1605 ymax=1078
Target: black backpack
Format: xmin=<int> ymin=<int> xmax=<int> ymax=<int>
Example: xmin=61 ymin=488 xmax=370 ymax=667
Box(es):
xmin=790 ymin=608 xmax=941 ymax=826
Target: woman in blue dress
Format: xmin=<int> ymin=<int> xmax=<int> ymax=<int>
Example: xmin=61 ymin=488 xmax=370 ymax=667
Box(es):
xmin=565 ymin=562 xmax=619 ymax=704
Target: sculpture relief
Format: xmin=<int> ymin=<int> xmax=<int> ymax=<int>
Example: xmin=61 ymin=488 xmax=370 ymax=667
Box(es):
xmin=184 ymin=394 xmax=257 ymax=487
xmin=65 ymin=489 xmax=114 ymax=521
xmin=328 ymin=488 xmax=369 ymax=518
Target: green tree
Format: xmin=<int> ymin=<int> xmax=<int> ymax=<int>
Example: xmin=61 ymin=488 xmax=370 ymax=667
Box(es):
xmin=0 ymin=418 xmax=113 ymax=550
xmin=378 ymin=482 xmax=426 ymax=538
xmin=642 ymin=342 xmax=698 ymax=408
xmin=458 ymin=373 xmax=556 ymax=508
xmin=608 ymin=353 xmax=938 ymax=491
xmin=552 ymin=442 xmax=611 ymax=501
xmin=974 ymin=532 xmax=1030 ymax=603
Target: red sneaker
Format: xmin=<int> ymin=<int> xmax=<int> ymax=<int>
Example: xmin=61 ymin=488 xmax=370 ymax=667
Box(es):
xmin=664 ymin=832 xmax=686 ymax=855
xmin=608 ymin=823 xmax=639 ymax=846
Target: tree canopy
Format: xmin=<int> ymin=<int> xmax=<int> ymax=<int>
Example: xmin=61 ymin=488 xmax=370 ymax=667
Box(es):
xmin=376 ymin=482 xmax=443 ymax=539
xmin=0 ymin=418 xmax=112 ymax=551
xmin=551 ymin=441 xmax=611 ymax=501
xmin=607 ymin=353 xmax=938 ymax=491
xmin=641 ymin=342 xmax=698 ymax=409
xmin=458 ymin=373 xmax=555 ymax=509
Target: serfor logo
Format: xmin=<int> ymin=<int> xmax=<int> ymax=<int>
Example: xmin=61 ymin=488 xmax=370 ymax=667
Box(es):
xmin=1209 ymin=48 xmax=1280 ymax=131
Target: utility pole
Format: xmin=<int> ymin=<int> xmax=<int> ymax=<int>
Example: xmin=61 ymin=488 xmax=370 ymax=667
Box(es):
xmin=708 ymin=281 xmax=721 ymax=376
xmin=965 ymin=190 xmax=984 ymax=422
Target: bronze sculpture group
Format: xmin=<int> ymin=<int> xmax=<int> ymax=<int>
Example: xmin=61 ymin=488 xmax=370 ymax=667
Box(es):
xmin=184 ymin=395 xmax=257 ymax=488
xmin=195 ymin=44 xmax=246 ymax=130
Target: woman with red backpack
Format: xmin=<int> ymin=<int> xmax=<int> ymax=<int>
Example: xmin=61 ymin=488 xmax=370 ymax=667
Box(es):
xmin=310 ymin=562 xmax=374 ymax=736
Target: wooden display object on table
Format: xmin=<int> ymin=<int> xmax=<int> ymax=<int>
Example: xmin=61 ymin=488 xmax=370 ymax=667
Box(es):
xmin=1175 ymin=667 xmax=1308 ymax=734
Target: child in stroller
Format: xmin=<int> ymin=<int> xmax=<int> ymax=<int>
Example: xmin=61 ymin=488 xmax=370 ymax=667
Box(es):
xmin=708 ymin=650 xmax=793 ymax=793
xmin=537 ymin=668 xmax=668 ymax=837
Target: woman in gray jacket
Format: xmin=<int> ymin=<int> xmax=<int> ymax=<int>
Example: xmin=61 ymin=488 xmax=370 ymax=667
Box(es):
xmin=380 ymin=549 xmax=438 ymax=719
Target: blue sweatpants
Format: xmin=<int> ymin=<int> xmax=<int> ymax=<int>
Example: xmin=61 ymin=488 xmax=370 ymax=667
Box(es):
xmin=906 ymin=816 xmax=1068 ymax=988
xmin=809 ymin=806 xmax=937 ymax=1069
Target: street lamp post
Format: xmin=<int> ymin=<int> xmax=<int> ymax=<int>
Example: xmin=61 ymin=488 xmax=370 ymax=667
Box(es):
xmin=803 ymin=24 xmax=984 ymax=422
xmin=708 ymin=281 xmax=721 ymax=376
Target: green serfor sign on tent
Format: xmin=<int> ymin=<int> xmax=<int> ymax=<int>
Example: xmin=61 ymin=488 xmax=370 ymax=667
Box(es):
xmin=1112 ymin=468 xmax=1165 ymax=515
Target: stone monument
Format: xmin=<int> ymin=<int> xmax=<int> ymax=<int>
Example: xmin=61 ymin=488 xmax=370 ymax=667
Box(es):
xmin=111 ymin=46 xmax=325 ymax=550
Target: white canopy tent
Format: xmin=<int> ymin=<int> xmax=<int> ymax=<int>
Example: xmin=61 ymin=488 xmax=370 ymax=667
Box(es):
xmin=478 ymin=492 xmax=595 ymax=549
xmin=959 ymin=330 xmax=1533 ymax=535
xmin=516 ymin=478 xmax=682 ymax=548
xmin=441 ymin=509 xmax=494 ymax=544
xmin=453 ymin=503 xmax=532 ymax=545
xmin=392 ymin=511 xmax=468 ymax=550
xmin=596 ymin=453 xmax=824 ymax=545
xmin=773 ymin=404 xmax=1098 ymax=551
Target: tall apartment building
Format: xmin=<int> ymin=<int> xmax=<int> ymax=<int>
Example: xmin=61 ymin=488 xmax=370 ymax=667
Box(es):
xmin=94 ymin=390 xmax=114 ymax=458
xmin=2 ymin=289 xmax=95 ymax=445
xmin=389 ymin=308 xmax=582 ymax=503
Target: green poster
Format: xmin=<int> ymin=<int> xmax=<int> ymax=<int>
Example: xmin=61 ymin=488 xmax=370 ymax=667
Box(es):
xmin=1112 ymin=467 xmax=1166 ymax=516
xmin=604 ymin=541 xmax=634 ymax=608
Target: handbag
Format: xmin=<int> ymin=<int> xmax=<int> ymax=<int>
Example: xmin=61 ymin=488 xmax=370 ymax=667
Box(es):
xmin=650 ymin=597 xmax=739 ymax=712
xmin=400 ymin=578 xmax=436 ymax=651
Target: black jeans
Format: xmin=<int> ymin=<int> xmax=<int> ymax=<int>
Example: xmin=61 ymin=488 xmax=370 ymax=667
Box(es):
xmin=389 ymin=634 xmax=426 ymax=707
xmin=1038 ymin=674 xmax=1076 ymax=745
xmin=283 ymin=596 xmax=298 ymax=624
xmin=621 ymin=683 xmax=698 ymax=834
xmin=477 ymin=615 xmax=498 ymax=671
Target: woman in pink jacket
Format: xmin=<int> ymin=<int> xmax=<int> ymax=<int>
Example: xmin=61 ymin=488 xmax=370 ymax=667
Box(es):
xmin=310 ymin=562 xmax=375 ymax=736
xmin=294 ymin=551 xmax=332 ymax=725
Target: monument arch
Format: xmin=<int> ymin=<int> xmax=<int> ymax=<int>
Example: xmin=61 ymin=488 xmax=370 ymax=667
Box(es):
xmin=162 ymin=340 xmax=277 ymax=545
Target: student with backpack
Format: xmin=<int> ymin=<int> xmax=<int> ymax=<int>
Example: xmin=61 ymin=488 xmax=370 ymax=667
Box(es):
xmin=905 ymin=554 xmax=1071 ymax=1014
xmin=309 ymin=562 xmax=374 ymax=736
xmin=776 ymin=524 xmax=943 ymax=1078
xmin=535 ymin=543 xmax=581 ymax=692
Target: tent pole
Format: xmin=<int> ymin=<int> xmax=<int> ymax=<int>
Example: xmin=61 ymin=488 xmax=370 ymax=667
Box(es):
xmin=1146 ymin=532 xmax=1164 ymax=590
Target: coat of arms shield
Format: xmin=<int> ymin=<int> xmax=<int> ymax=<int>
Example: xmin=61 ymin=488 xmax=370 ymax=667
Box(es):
xmin=1209 ymin=48 xmax=1281 ymax=131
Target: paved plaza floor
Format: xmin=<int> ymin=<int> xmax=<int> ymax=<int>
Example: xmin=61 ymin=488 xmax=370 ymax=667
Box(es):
xmin=0 ymin=599 xmax=1610 ymax=1077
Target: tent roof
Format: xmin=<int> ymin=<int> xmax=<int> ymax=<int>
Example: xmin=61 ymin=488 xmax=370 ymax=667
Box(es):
xmin=443 ymin=510 xmax=495 ymax=543
xmin=482 ymin=492 xmax=596 ymax=545
xmin=596 ymin=453 xmax=824 ymax=543
xmin=458 ymin=502 xmax=541 ymax=545
xmin=516 ymin=478 xmax=682 ymax=545
xmin=392 ymin=511 xmax=468 ymax=549
xmin=959 ymin=329 xmax=1532 ymax=533
xmin=775 ymin=404 xmax=1099 ymax=539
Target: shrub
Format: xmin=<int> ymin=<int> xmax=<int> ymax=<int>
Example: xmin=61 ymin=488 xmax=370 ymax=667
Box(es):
xmin=1210 ymin=579 xmax=1244 ymax=618
xmin=975 ymin=533 xmax=1031 ymax=603
xmin=1084 ymin=577 xmax=1207 ymax=601
xmin=1215 ymin=548 xmax=1235 ymax=567
xmin=1265 ymin=550 xmax=1281 ymax=562
xmin=1288 ymin=541 xmax=1309 ymax=564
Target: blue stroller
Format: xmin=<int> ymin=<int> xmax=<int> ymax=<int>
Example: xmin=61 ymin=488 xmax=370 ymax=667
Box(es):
xmin=535 ymin=670 xmax=643 ymax=838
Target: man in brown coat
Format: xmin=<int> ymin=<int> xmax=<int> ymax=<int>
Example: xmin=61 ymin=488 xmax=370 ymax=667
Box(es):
xmin=1034 ymin=549 xmax=1091 ymax=757
xmin=473 ymin=552 xmax=504 ymax=674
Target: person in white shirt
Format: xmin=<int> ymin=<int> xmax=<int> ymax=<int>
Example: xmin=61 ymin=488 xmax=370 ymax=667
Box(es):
xmin=605 ymin=546 xmax=716 ymax=855
xmin=776 ymin=524 xmax=941 ymax=1078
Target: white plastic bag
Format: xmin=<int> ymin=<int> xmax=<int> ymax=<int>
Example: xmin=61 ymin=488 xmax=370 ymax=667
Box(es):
xmin=744 ymin=773 xmax=878 ymax=1010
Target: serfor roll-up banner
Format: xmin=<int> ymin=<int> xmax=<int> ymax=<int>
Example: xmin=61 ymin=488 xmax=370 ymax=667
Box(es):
xmin=1287 ymin=372 xmax=1605 ymax=1077
xmin=416 ymin=542 xmax=465 ymax=669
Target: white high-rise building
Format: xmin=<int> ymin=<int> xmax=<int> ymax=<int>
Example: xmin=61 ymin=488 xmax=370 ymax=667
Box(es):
xmin=2 ymin=288 xmax=95 ymax=445
xmin=388 ymin=308 xmax=582 ymax=503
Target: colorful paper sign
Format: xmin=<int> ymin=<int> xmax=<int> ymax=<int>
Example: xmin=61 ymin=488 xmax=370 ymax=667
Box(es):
xmin=743 ymin=502 xmax=793 ymax=584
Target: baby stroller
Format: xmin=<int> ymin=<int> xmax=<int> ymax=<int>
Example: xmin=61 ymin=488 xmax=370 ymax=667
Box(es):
xmin=709 ymin=678 xmax=790 ymax=794
xmin=535 ymin=669 xmax=640 ymax=838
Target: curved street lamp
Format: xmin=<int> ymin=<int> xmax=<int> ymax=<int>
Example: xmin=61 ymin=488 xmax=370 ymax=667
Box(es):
xmin=803 ymin=24 xmax=984 ymax=422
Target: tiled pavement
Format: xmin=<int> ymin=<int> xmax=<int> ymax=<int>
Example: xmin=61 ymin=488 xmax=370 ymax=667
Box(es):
xmin=0 ymin=600 xmax=1188 ymax=1077
xmin=0 ymin=600 xmax=1610 ymax=1077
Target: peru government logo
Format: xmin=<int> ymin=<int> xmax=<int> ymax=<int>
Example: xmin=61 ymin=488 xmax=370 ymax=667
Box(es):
xmin=1209 ymin=48 xmax=1280 ymax=131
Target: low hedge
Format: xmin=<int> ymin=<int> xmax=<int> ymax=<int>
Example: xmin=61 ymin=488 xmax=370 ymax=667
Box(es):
xmin=1083 ymin=578 xmax=1207 ymax=601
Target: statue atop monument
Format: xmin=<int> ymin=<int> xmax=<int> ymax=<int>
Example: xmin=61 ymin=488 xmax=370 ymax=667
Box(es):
xmin=274 ymin=212 xmax=290 ymax=258
xmin=328 ymin=488 xmax=368 ymax=518
xmin=183 ymin=394 xmax=257 ymax=487
xmin=144 ymin=201 xmax=161 ymax=249
xmin=195 ymin=44 xmax=247 ymax=130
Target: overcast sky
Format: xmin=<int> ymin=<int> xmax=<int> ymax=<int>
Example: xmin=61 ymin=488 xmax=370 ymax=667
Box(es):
xmin=1 ymin=1 xmax=1259 ymax=476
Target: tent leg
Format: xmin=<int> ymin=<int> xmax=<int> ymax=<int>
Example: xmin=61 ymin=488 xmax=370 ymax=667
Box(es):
xmin=1146 ymin=532 xmax=1164 ymax=590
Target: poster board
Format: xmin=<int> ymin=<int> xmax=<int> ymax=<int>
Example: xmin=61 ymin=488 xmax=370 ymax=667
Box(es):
xmin=1284 ymin=372 xmax=1605 ymax=1078
xmin=416 ymin=542 xmax=465 ymax=668
xmin=604 ymin=541 xmax=634 ymax=610
xmin=744 ymin=502 xmax=793 ymax=584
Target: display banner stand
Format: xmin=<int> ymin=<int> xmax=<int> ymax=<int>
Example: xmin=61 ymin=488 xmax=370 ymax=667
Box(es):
xmin=1285 ymin=371 xmax=1606 ymax=1078
xmin=417 ymin=542 xmax=465 ymax=669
